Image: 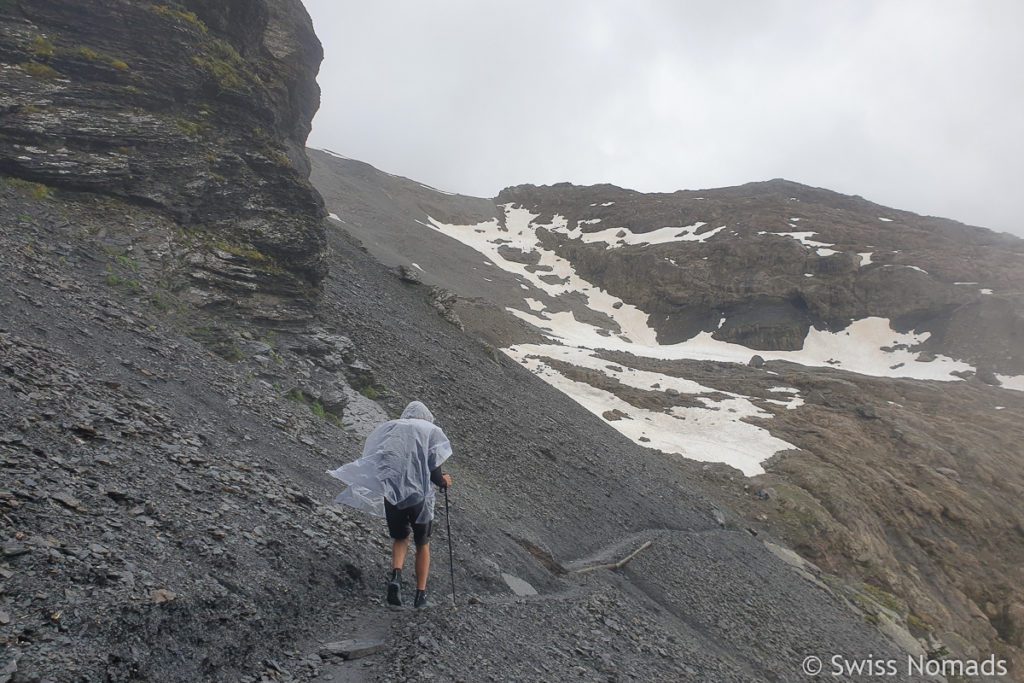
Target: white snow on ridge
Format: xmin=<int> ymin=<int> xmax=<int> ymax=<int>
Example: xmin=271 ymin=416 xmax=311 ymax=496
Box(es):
xmin=560 ymin=221 xmax=727 ymax=248
xmin=328 ymin=213 xmax=342 ymax=222
xmin=858 ymin=252 xmax=874 ymax=266
xmin=880 ymin=264 xmax=929 ymax=274
xmin=421 ymin=206 xmax=1024 ymax=475
xmin=524 ymin=298 xmax=545 ymax=312
xmin=507 ymin=304 xmax=977 ymax=383
xmin=505 ymin=345 xmax=796 ymax=475
xmin=428 ymin=207 xmax=658 ymax=345
xmin=879 ymin=217 xmax=893 ymax=222
xmin=997 ymin=375 xmax=1024 ymax=391
xmin=319 ymin=148 xmax=351 ymax=161
xmin=769 ymin=231 xmax=834 ymax=249
xmin=418 ymin=182 xmax=456 ymax=196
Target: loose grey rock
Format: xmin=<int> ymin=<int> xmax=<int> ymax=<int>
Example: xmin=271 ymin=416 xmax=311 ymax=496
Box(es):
xmin=320 ymin=639 xmax=386 ymax=660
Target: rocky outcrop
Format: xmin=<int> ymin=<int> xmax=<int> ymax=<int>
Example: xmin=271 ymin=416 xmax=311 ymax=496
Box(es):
xmin=0 ymin=0 xmax=327 ymax=320
xmin=599 ymin=350 xmax=1024 ymax=673
xmin=497 ymin=180 xmax=1024 ymax=374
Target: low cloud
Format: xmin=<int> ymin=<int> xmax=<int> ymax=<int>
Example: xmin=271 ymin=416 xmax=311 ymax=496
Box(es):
xmin=305 ymin=0 xmax=1024 ymax=236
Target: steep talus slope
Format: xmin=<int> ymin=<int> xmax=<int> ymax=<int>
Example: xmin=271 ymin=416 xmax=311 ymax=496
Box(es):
xmin=310 ymin=153 xmax=1024 ymax=677
xmin=0 ymin=171 xmax=913 ymax=681
xmin=0 ymin=180 xmax=381 ymax=679
xmin=1 ymin=0 xmax=326 ymax=322
xmin=316 ymin=224 xmax=916 ymax=682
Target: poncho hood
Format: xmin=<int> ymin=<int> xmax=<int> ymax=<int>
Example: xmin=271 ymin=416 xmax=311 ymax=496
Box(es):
xmin=401 ymin=401 xmax=434 ymax=422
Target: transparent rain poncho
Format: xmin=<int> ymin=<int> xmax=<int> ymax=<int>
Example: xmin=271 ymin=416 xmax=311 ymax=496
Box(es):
xmin=327 ymin=401 xmax=452 ymax=524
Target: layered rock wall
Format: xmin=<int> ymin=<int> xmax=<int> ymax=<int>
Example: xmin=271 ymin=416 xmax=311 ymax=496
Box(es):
xmin=0 ymin=0 xmax=327 ymax=314
xmin=497 ymin=180 xmax=1024 ymax=374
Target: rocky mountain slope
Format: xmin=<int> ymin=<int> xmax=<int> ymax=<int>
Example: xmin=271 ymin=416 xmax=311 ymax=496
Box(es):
xmin=0 ymin=2 xmax=941 ymax=682
xmin=310 ymin=148 xmax=1024 ymax=677
xmin=1 ymin=0 xmax=327 ymax=324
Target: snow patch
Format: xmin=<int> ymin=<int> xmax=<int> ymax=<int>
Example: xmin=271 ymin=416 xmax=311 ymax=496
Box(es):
xmin=504 ymin=345 xmax=797 ymax=475
xmin=418 ymin=182 xmax=456 ymax=196
xmin=327 ymin=213 xmax=342 ymax=222
xmin=319 ymin=148 xmax=351 ymax=161
xmin=980 ymin=288 xmax=994 ymax=295
xmin=858 ymin=252 xmax=874 ymax=266
xmin=429 ymin=207 xmax=657 ymax=345
xmin=770 ymin=232 xmax=835 ymax=249
xmin=426 ymin=205 xmax=1024 ymax=478
xmin=560 ymin=221 xmax=726 ymax=249
xmin=524 ymin=298 xmax=546 ymax=312
xmin=996 ymin=375 xmax=1024 ymax=392
xmin=878 ymin=217 xmax=893 ymax=222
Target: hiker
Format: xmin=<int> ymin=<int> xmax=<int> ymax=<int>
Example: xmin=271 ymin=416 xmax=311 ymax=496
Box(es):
xmin=327 ymin=401 xmax=453 ymax=608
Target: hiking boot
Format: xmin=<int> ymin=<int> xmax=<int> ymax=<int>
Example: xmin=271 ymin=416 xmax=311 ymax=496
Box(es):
xmin=414 ymin=590 xmax=432 ymax=609
xmin=386 ymin=580 xmax=402 ymax=607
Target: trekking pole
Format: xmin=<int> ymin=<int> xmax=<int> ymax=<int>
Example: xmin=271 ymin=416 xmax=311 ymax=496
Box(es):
xmin=444 ymin=486 xmax=456 ymax=610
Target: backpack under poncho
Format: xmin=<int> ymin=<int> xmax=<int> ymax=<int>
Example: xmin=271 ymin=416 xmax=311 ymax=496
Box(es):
xmin=327 ymin=401 xmax=452 ymax=524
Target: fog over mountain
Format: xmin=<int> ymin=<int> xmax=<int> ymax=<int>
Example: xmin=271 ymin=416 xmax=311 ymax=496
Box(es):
xmin=304 ymin=0 xmax=1024 ymax=238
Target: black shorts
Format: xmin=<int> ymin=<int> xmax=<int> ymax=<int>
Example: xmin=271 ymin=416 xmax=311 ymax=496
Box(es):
xmin=384 ymin=500 xmax=432 ymax=546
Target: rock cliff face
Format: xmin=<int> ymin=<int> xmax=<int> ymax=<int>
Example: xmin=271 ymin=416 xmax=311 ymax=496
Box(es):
xmin=0 ymin=0 xmax=326 ymax=321
xmin=498 ymin=180 xmax=1024 ymax=375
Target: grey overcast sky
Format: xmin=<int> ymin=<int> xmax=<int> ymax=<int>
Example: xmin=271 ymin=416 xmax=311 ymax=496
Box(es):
xmin=303 ymin=1 xmax=1023 ymax=237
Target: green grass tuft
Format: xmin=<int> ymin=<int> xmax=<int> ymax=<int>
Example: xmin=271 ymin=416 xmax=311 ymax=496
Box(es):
xmin=151 ymin=4 xmax=208 ymax=33
xmin=311 ymin=400 xmax=326 ymax=418
xmin=21 ymin=61 xmax=62 ymax=81
xmin=30 ymin=36 xmax=55 ymax=59
xmin=7 ymin=178 xmax=52 ymax=199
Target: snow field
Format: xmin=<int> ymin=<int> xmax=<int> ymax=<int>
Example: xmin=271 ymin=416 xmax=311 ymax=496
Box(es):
xmin=421 ymin=205 xmax=1023 ymax=474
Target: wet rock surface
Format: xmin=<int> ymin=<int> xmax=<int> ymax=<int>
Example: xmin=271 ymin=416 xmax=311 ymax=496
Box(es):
xmin=0 ymin=0 xmax=327 ymax=317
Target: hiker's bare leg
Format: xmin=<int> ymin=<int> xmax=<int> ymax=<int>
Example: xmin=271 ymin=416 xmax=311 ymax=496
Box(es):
xmin=392 ymin=537 xmax=409 ymax=570
xmin=415 ymin=542 xmax=430 ymax=590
